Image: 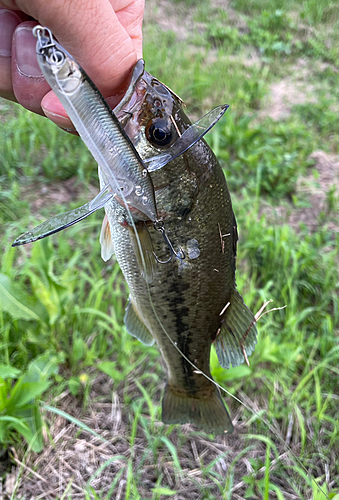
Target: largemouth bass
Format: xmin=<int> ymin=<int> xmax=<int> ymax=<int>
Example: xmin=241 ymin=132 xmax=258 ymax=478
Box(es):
xmin=100 ymin=61 xmax=258 ymax=435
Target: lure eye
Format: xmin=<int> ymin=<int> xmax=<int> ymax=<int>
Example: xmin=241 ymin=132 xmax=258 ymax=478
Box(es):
xmin=146 ymin=118 xmax=173 ymax=147
xmin=48 ymin=49 xmax=64 ymax=66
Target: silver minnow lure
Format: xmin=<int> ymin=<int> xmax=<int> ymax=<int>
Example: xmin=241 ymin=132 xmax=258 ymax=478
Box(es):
xmin=32 ymin=25 xmax=157 ymax=222
xmin=12 ymin=30 xmax=229 ymax=248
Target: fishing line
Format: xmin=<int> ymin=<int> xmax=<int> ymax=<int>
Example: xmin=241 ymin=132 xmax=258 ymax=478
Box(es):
xmin=120 ymin=174 xmax=325 ymax=495
xmin=93 ymin=127 xmax=327 ymax=498
xmin=147 ymin=291 xmax=328 ymax=497
xmin=106 ymin=128 xmax=326 ymax=496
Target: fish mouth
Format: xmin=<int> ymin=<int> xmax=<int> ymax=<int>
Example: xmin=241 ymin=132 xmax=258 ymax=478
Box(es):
xmin=114 ymin=58 xmax=181 ymax=121
xmin=113 ymin=59 xmax=146 ymax=118
xmin=113 ymin=59 xmax=185 ymax=157
xmin=114 ymin=193 xmax=152 ymax=221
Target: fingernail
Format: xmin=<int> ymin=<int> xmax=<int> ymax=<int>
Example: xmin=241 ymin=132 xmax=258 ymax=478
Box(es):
xmin=42 ymin=107 xmax=75 ymax=130
xmin=0 ymin=10 xmax=21 ymax=57
xmin=15 ymin=25 xmax=43 ymax=77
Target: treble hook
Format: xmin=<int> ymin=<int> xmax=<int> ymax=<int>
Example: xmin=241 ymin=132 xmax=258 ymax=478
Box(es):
xmin=153 ymin=222 xmax=185 ymax=264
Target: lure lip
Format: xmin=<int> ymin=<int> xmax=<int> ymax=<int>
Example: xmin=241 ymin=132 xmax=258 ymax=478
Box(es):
xmin=144 ymin=104 xmax=230 ymax=172
xmin=11 ymin=185 xmax=113 ymax=247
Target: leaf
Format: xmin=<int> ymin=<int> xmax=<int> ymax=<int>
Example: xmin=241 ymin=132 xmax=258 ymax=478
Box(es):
xmin=13 ymin=404 xmax=44 ymax=452
xmin=0 ymin=415 xmax=31 ymax=435
xmin=219 ymin=364 xmax=252 ymax=381
xmin=0 ymin=364 xmax=21 ymax=379
xmin=27 ymin=272 xmax=60 ymax=325
xmin=0 ymin=273 xmax=44 ymax=321
xmin=25 ymin=352 xmax=61 ymax=383
xmin=9 ymin=379 xmax=51 ymax=408
xmin=68 ymin=377 xmax=81 ymax=395
xmin=151 ymin=487 xmax=177 ymax=496
xmin=97 ymin=362 xmax=124 ymax=383
xmin=73 ymin=337 xmax=85 ymax=363
xmin=0 ymin=415 xmax=42 ymax=451
xmin=42 ymin=404 xmax=110 ymax=445
xmin=20 ymin=382 xmax=51 ymax=406
xmin=160 ymin=437 xmax=182 ymax=471
xmin=24 ymin=404 xmax=44 ymax=452
xmin=0 ymin=377 xmax=9 ymax=410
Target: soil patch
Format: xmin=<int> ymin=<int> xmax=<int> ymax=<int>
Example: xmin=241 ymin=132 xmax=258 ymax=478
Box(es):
xmin=27 ymin=177 xmax=97 ymax=213
xmin=261 ymin=70 xmax=316 ymax=121
xmin=144 ymin=0 xmax=247 ymax=42
xmin=261 ymin=58 xmax=338 ymax=121
xmin=263 ymin=150 xmax=339 ymax=232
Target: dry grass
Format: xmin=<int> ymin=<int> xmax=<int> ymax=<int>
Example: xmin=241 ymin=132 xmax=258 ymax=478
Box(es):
xmin=6 ymin=372 xmax=308 ymax=500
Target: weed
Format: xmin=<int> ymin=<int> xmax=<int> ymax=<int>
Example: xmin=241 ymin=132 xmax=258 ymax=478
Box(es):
xmin=207 ymin=112 xmax=316 ymax=198
xmin=0 ymin=353 xmax=60 ymax=452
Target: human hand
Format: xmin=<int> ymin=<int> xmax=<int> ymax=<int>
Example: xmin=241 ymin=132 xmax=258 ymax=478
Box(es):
xmin=0 ymin=0 xmax=144 ymax=130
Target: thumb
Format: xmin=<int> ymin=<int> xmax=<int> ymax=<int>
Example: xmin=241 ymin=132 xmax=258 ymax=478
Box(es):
xmin=13 ymin=0 xmax=140 ymax=128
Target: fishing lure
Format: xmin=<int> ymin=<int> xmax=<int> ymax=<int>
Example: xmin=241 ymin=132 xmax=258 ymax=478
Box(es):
xmin=13 ymin=26 xmax=228 ymax=249
xmin=32 ymin=25 xmax=157 ymax=221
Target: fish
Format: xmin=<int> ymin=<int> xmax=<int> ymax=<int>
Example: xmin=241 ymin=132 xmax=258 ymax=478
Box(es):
xmin=99 ymin=60 xmax=258 ymax=435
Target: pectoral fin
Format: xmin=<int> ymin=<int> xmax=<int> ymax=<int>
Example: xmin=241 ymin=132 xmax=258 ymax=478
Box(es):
xmin=99 ymin=214 xmax=114 ymax=261
xmin=215 ymin=290 xmax=257 ymax=369
xmin=128 ymin=223 xmax=157 ymax=283
xmin=124 ymin=299 xmax=154 ymax=346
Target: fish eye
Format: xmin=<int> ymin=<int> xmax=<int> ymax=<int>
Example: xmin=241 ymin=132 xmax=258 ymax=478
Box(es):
xmin=146 ymin=118 xmax=173 ymax=147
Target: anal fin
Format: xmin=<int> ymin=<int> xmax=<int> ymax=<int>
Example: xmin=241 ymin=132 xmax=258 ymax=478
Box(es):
xmin=124 ymin=298 xmax=154 ymax=346
xmin=215 ymin=290 xmax=257 ymax=369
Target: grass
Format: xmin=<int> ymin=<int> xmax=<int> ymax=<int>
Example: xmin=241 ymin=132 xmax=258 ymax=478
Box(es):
xmin=1 ymin=0 xmax=339 ymax=498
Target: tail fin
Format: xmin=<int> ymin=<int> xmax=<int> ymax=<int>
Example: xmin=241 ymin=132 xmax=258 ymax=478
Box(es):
xmin=162 ymin=384 xmax=233 ymax=435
